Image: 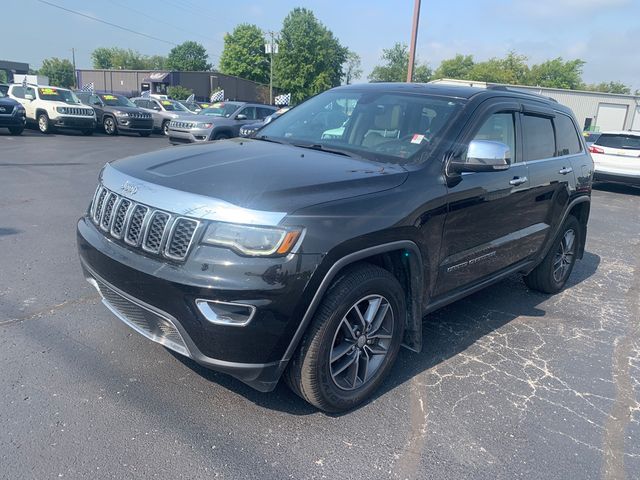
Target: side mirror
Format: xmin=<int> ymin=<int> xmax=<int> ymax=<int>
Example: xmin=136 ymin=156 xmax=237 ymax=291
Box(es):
xmin=152 ymin=105 xmax=161 ymax=111
xmin=25 ymin=93 xmax=35 ymax=100
xmin=449 ymin=140 xmax=511 ymax=173
xmin=235 ymin=114 xmax=247 ymax=120
xmin=92 ymin=99 xmax=102 ymax=106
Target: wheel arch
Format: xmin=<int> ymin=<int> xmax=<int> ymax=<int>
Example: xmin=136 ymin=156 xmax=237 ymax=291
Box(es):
xmin=282 ymin=241 xmax=425 ymax=371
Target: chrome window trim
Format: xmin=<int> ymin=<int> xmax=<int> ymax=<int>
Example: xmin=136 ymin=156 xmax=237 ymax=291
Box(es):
xmin=100 ymin=163 xmax=287 ymax=226
xmin=525 ymin=152 xmax=585 ymax=166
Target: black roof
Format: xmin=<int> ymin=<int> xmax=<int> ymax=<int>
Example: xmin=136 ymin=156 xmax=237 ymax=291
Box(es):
xmin=333 ymin=82 xmax=571 ymax=114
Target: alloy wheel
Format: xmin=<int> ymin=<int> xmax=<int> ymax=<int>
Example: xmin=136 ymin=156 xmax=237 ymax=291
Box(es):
xmin=329 ymin=294 xmax=394 ymax=391
xmin=553 ymin=229 xmax=576 ymax=283
xmin=104 ymin=117 xmax=115 ymax=134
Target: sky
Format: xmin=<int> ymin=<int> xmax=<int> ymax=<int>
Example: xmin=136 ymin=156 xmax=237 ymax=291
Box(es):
xmin=3 ymin=0 xmax=639 ymax=92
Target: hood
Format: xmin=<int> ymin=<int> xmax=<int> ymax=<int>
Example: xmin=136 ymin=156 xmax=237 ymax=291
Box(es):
xmin=110 ymin=138 xmax=408 ymax=213
xmin=103 ymin=105 xmax=146 ymax=114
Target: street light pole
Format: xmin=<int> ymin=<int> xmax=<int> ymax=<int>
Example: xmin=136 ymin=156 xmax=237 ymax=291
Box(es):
xmin=407 ymin=0 xmax=421 ymax=82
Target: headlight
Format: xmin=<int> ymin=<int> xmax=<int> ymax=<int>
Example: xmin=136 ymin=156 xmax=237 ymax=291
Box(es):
xmin=195 ymin=122 xmax=213 ymax=129
xmin=114 ymin=110 xmax=129 ymax=117
xmin=56 ymin=106 xmax=67 ymax=114
xmin=202 ymin=222 xmax=302 ymax=256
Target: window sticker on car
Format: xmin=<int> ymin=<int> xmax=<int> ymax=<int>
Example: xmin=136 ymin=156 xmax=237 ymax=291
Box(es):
xmin=161 ymin=100 xmax=172 ymax=105
xmin=411 ymin=134 xmax=425 ymax=144
xmin=102 ymin=95 xmax=117 ymax=100
xmin=212 ymin=102 xmax=224 ymax=108
xmin=39 ymin=88 xmax=58 ymax=95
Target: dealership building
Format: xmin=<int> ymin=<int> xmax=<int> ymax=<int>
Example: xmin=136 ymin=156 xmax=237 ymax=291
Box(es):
xmin=75 ymin=69 xmax=271 ymax=103
xmin=431 ymin=78 xmax=640 ymax=132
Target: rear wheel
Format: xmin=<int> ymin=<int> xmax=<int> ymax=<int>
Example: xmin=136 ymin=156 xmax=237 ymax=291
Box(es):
xmin=37 ymin=113 xmax=51 ymax=134
xmin=9 ymin=127 xmax=24 ymax=135
xmin=285 ymin=263 xmax=405 ymax=412
xmin=524 ymin=215 xmax=580 ymax=293
xmin=103 ymin=116 xmax=117 ymax=135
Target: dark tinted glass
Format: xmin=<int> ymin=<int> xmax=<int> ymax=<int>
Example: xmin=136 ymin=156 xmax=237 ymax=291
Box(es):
xmin=11 ymin=86 xmax=25 ymax=98
xmin=554 ymin=114 xmax=582 ymax=155
xmin=595 ymin=134 xmax=640 ymax=150
xmin=522 ymin=114 xmax=555 ymax=161
xmin=472 ymin=112 xmax=516 ymax=162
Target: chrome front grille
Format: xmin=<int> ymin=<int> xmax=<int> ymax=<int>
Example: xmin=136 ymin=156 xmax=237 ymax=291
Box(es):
xmin=170 ymin=121 xmax=195 ymax=129
xmin=91 ymin=275 xmax=190 ymax=357
xmin=130 ymin=112 xmax=151 ymax=119
xmin=66 ymin=107 xmax=94 ymax=116
xmin=91 ymin=185 xmax=200 ymax=261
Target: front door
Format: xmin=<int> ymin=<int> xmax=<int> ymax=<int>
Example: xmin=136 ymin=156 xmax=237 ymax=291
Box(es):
xmin=435 ymin=104 xmax=536 ymax=296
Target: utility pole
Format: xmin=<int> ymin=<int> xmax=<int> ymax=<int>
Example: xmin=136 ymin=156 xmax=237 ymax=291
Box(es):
xmin=407 ymin=0 xmax=421 ymax=82
xmin=265 ymin=31 xmax=278 ymax=104
xmin=71 ymin=47 xmax=77 ymax=88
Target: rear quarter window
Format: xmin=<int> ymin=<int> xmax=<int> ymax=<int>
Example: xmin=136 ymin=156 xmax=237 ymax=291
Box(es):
xmin=554 ymin=114 xmax=582 ymax=155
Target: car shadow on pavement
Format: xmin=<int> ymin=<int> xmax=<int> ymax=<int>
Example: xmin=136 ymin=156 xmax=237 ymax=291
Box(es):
xmin=593 ymin=183 xmax=640 ymax=195
xmin=173 ymin=250 xmax=601 ymax=416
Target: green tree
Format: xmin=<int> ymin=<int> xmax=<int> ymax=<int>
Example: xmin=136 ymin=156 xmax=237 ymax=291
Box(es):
xmin=342 ymin=50 xmax=363 ymax=85
xmin=167 ymin=85 xmax=193 ymax=100
xmin=274 ymin=8 xmax=348 ymax=103
xmin=167 ymin=41 xmax=211 ymax=71
xmin=583 ymin=81 xmax=631 ymax=95
xmin=219 ymin=24 xmax=269 ymax=84
xmin=0 ymin=70 xmax=7 ymax=83
xmin=433 ymin=54 xmax=474 ymax=80
xmin=91 ymin=47 xmax=167 ymax=70
xmin=527 ymin=58 xmax=585 ymax=89
xmin=39 ymin=57 xmax=75 ymax=88
xmin=368 ymin=42 xmax=431 ymax=82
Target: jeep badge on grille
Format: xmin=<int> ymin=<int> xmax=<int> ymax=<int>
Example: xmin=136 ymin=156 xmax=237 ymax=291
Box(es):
xmin=121 ymin=181 xmax=139 ymax=195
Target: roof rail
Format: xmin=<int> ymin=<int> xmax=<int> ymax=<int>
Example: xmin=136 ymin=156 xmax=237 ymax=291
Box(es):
xmin=487 ymin=85 xmax=558 ymax=103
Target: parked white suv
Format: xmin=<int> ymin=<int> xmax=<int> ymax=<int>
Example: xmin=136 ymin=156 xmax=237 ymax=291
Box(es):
xmin=8 ymin=84 xmax=96 ymax=135
xmin=588 ymin=131 xmax=640 ymax=187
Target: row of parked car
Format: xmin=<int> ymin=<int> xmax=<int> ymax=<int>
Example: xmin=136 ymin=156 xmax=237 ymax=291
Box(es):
xmin=0 ymin=82 xmax=289 ymax=142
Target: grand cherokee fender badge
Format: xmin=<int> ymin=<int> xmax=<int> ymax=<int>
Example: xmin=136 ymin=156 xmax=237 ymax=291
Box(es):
xmin=121 ymin=181 xmax=139 ymax=195
xmin=447 ymin=251 xmax=496 ymax=272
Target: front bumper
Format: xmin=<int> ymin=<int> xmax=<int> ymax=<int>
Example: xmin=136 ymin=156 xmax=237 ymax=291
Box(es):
xmin=116 ymin=117 xmax=153 ymax=132
xmin=0 ymin=113 xmax=26 ymax=128
xmin=51 ymin=115 xmax=96 ymax=130
xmin=77 ymin=216 xmax=323 ymax=391
xmin=168 ymin=127 xmax=211 ymax=144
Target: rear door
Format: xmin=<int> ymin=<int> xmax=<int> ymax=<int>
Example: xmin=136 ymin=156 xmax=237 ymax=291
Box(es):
xmin=519 ymin=106 xmax=578 ymax=252
xmin=436 ymin=101 xmax=534 ymax=295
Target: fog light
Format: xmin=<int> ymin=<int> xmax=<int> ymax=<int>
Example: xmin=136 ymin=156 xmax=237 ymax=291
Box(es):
xmin=195 ymin=299 xmax=256 ymax=327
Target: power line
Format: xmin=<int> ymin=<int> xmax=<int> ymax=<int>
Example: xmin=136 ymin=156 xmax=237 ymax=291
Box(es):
xmin=34 ymin=0 xmax=178 ymax=46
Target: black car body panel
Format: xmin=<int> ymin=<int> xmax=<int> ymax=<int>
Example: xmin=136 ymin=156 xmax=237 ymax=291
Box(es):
xmin=77 ymin=83 xmax=593 ymax=392
xmin=0 ymin=95 xmax=26 ymax=129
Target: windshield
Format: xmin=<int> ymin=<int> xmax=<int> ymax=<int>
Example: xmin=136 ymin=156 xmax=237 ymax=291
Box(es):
xmin=595 ymin=133 xmax=640 ymax=150
xmin=199 ymin=102 xmax=242 ymax=117
xmin=100 ymin=94 xmax=135 ymax=107
xmin=258 ymin=90 xmax=464 ymax=164
xmin=159 ymin=100 xmax=188 ymax=112
xmin=38 ymin=87 xmax=80 ymax=104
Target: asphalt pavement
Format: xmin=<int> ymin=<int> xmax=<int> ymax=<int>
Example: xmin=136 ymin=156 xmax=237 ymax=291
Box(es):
xmin=0 ymin=128 xmax=638 ymax=479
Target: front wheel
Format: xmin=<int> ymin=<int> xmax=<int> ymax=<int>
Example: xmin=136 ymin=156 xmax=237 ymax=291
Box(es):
xmin=9 ymin=127 xmax=24 ymax=135
xmin=103 ymin=116 xmax=117 ymax=135
xmin=139 ymin=131 xmax=151 ymax=137
xmin=212 ymin=132 xmax=230 ymax=141
xmin=524 ymin=215 xmax=580 ymax=293
xmin=82 ymin=129 xmax=94 ymax=136
xmin=37 ymin=113 xmax=51 ymax=134
xmin=161 ymin=120 xmax=170 ymax=136
xmin=285 ymin=263 xmax=405 ymax=412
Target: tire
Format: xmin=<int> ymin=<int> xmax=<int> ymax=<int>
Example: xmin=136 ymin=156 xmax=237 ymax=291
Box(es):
xmin=9 ymin=127 xmax=24 ymax=135
xmin=82 ymin=129 xmax=94 ymax=136
xmin=161 ymin=120 xmax=170 ymax=136
xmin=103 ymin=116 xmax=117 ymax=135
xmin=524 ymin=215 xmax=580 ymax=294
xmin=37 ymin=113 xmax=51 ymax=134
xmin=212 ymin=132 xmax=230 ymax=141
xmin=139 ymin=131 xmax=151 ymax=137
xmin=285 ymin=263 xmax=405 ymax=412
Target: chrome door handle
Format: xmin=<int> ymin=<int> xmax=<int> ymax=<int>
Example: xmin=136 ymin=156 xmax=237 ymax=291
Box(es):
xmin=509 ymin=176 xmax=528 ymax=186
xmin=558 ymin=167 xmax=573 ymax=175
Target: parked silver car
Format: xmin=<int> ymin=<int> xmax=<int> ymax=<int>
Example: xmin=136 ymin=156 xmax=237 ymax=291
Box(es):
xmin=167 ymin=101 xmax=277 ymax=144
xmin=130 ymin=97 xmax=192 ymax=135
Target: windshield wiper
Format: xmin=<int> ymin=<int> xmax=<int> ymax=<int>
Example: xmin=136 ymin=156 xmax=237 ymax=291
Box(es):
xmin=256 ymin=135 xmax=288 ymax=145
xmin=292 ymin=143 xmax=357 ymax=158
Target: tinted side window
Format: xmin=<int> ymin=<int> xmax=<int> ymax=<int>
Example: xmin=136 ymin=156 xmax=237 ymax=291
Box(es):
xmin=472 ymin=112 xmax=517 ymax=162
xmin=554 ymin=114 xmax=582 ymax=155
xmin=11 ymin=86 xmax=25 ymax=98
xmin=26 ymin=87 xmax=36 ymax=99
xmin=238 ymin=107 xmax=257 ymax=120
xmin=522 ymin=114 xmax=555 ymax=161
xmin=257 ymin=107 xmax=275 ymax=119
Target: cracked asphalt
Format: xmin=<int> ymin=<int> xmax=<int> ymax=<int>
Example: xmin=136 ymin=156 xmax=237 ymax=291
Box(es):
xmin=1 ymin=130 xmax=638 ymax=479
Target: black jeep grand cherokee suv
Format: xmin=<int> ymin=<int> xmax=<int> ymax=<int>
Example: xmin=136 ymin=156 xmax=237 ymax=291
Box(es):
xmin=77 ymin=83 xmax=593 ymax=412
